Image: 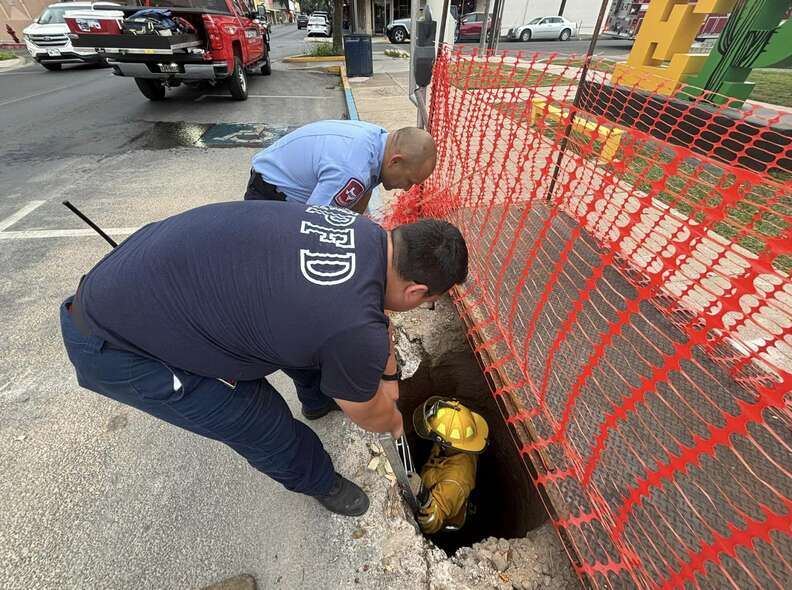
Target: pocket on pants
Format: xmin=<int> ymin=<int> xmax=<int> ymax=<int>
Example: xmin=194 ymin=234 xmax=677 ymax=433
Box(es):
xmin=128 ymin=355 xmax=189 ymax=402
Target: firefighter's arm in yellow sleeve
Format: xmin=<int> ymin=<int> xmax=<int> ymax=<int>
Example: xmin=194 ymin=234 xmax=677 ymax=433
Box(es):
xmin=417 ymin=478 xmax=470 ymax=534
xmin=417 ymin=450 xmax=478 ymax=534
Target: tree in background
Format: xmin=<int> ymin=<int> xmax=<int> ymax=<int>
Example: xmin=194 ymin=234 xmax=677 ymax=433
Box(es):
xmin=301 ymin=0 xmax=331 ymax=13
xmin=332 ymin=0 xmax=343 ymax=54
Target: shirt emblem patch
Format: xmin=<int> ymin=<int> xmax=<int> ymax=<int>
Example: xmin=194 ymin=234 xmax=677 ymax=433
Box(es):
xmin=334 ymin=178 xmax=366 ymax=207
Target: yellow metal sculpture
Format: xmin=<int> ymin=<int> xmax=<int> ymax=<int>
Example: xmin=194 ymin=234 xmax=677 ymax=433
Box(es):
xmin=613 ymin=0 xmax=737 ymax=95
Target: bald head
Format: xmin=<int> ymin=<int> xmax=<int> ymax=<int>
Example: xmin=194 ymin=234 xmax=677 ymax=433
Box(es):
xmin=381 ymin=127 xmax=437 ymax=191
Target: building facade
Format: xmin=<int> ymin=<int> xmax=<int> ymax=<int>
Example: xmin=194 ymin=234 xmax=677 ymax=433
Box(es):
xmin=256 ymin=0 xmax=296 ymax=23
xmin=1 ymin=0 xmax=51 ymax=42
xmin=1 ymin=0 xmax=610 ymax=44
xmin=349 ymin=0 xmax=613 ymax=36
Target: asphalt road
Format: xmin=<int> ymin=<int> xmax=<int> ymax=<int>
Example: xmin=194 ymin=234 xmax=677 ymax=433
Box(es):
xmin=0 ymin=24 xmax=383 ymax=590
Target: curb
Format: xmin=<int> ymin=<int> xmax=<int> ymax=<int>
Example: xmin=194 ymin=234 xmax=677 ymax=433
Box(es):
xmin=338 ymin=64 xmax=384 ymax=216
xmin=339 ymin=63 xmax=359 ymax=121
xmin=0 ymin=54 xmax=31 ymax=71
xmin=283 ymin=54 xmax=345 ymax=63
xmin=0 ymin=57 xmax=22 ymax=69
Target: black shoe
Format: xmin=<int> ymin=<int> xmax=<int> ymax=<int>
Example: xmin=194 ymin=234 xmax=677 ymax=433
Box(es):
xmin=301 ymin=399 xmax=341 ymax=420
xmin=314 ymin=473 xmax=370 ymax=517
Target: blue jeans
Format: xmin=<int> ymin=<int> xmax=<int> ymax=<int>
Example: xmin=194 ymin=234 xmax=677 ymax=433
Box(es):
xmin=60 ymin=298 xmax=337 ymax=496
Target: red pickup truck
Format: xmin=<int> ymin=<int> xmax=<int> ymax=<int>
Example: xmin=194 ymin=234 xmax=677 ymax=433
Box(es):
xmin=70 ymin=0 xmax=271 ymax=101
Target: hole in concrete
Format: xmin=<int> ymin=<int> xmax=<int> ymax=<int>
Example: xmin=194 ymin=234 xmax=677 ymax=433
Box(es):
xmin=397 ymin=346 xmax=548 ymax=556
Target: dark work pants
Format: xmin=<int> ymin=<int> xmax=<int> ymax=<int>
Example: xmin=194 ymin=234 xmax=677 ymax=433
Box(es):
xmin=243 ymin=169 xmax=287 ymax=201
xmin=59 ymin=298 xmax=336 ymax=496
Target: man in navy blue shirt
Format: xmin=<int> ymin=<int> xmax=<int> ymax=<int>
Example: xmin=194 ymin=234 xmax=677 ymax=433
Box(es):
xmin=244 ymin=121 xmax=437 ymax=213
xmin=61 ymin=202 xmax=467 ymax=517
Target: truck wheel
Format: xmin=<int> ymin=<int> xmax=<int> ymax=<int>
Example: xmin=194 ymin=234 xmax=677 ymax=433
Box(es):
xmin=261 ymin=52 xmax=272 ymax=76
xmin=228 ymin=56 xmax=248 ymax=100
xmin=391 ymin=26 xmax=407 ymax=44
xmin=134 ymin=78 xmax=166 ymax=101
xmin=41 ymin=62 xmax=62 ymax=71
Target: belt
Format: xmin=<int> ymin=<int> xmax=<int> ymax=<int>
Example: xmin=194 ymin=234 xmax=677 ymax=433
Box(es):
xmin=69 ymin=287 xmax=134 ymax=355
xmin=249 ymin=169 xmax=287 ymax=202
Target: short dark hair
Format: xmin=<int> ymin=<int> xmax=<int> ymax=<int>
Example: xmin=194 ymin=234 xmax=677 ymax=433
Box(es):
xmin=392 ymin=219 xmax=468 ymax=295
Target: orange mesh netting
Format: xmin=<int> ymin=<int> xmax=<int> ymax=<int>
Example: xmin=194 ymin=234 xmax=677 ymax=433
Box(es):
xmin=385 ymin=48 xmax=792 ymax=589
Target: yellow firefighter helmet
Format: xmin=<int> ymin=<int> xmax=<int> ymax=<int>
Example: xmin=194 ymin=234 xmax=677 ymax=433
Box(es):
xmin=413 ymin=397 xmax=489 ymax=454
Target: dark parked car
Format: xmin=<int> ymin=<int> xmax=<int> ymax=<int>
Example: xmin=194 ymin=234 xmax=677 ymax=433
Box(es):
xmin=297 ymin=13 xmax=308 ymax=29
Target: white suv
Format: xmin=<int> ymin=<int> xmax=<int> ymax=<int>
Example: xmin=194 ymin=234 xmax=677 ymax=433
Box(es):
xmin=307 ymin=15 xmax=331 ymax=37
xmin=23 ymin=2 xmax=118 ymax=71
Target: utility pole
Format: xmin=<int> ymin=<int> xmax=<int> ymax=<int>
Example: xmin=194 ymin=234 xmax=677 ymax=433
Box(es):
xmin=478 ymin=0 xmax=492 ymax=53
xmin=546 ymin=0 xmax=610 ymax=203
xmin=488 ymin=0 xmax=505 ymax=52
xmin=558 ymin=0 xmax=568 ymax=16
xmin=332 ymin=0 xmax=343 ymax=53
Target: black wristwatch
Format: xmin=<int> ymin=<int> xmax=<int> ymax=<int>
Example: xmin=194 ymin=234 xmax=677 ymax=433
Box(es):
xmin=381 ymin=367 xmax=401 ymax=381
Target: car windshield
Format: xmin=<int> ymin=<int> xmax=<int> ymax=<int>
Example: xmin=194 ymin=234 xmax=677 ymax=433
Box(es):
xmin=527 ymin=17 xmax=541 ymax=25
xmin=146 ymin=0 xmax=232 ymax=13
xmin=309 ymin=17 xmax=325 ymax=24
xmin=38 ymin=7 xmax=69 ymax=24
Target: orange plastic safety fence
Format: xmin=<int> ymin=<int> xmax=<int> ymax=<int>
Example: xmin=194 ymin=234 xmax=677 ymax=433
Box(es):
xmin=386 ymin=48 xmax=792 ymax=590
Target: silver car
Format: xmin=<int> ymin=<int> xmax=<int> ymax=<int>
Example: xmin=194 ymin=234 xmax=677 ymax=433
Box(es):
xmin=508 ymin=16 xmax=577 ymax=42
xmin=386 ymin=17 xmax=412 ymax=44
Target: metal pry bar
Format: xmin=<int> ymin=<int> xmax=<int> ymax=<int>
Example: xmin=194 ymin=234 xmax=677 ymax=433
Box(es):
xmin=379 ymin=433 xmax=419 ymax=513
xmin=62 ymin=200 xmax=118 ymax=248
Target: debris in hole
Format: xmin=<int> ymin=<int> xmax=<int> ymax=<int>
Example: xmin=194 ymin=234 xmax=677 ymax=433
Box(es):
xmin=391 ymin=297 xmax=469 ymax=379
xmin=365 ymin=441 xmax=397 ymax=485
xmin=441 ymin=525 xmax=581 ymax=589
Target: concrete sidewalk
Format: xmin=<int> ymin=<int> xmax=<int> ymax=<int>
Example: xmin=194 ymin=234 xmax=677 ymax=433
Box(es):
xmin=345 ymin=56 xmax=416 ymax=212
xmin=348 ymin=70 xmax=414 ymax=130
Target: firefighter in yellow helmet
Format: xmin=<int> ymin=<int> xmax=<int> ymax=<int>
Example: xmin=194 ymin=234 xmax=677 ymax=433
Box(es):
xmin=411 ymin=397 xmax=489 ymax=535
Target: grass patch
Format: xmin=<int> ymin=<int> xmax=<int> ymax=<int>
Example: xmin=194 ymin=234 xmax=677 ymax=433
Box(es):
xmin=546 ymin=57 xmax=616 ymax=74
xmin=384 ymin=48 xmax=409 ymax=59
xmin=746 ymin=69 xmax=792 ymax=108
xmin=305 ymin=43 xmax=343 ymax=57
xmin=619 ymin=144 xmax=790 ymax=273
xmin=0 ymin=50 xmax=17 ymax=61
xmin=493 ymin=99 xmax=791 ymax=273
xmin=448 ymin=62 xmax=565 ymax=89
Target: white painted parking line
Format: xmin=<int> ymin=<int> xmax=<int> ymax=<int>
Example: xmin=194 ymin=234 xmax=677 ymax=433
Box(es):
xmin=0 ymin=200 xmax=46 ymax=232
xmin=195 ymin=94 xmax=331 ymax=102
xmin=0 ymin=227 xmax=138 ymax=240
xmin=0 ymin=80 xmax=91 ymax=108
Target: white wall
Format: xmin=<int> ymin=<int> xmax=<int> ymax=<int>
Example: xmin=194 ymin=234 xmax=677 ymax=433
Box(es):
xmin=426 ymin=0 xmax=455 ymax=47
xmin=480 ymin=0 xmax=613 ymax=36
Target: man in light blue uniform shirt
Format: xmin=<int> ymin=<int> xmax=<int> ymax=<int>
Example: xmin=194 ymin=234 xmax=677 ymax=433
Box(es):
xmin=244 ymin=120 xmax=437 ymax=213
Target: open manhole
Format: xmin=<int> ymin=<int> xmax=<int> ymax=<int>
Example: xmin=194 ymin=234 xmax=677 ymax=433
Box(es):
xmin=397 ymin=344 xmax=547 ymax=556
